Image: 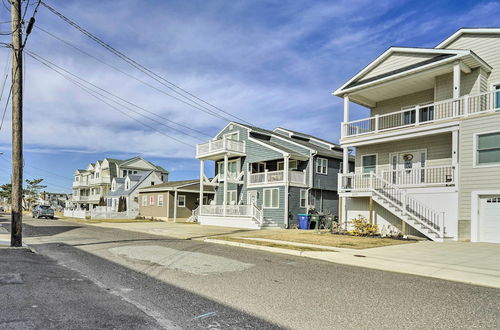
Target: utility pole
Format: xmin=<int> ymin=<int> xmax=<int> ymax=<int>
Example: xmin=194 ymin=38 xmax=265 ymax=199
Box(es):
xmin=11 ymin=0 xmax=23 ymax=247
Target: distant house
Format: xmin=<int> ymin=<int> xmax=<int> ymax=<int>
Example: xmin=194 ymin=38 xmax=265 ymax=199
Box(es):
xmin=39 ymin=192 xmax=71 ymax=209
xmin=138 ymin=180 xmax=215 ymax=222
xmin=107 ymin=171 xmax=165 ymax=211
xmin=195 ymin=122 xmax=354 ymax=229
xmin=71 ymin=156 xmax=168 ymax=210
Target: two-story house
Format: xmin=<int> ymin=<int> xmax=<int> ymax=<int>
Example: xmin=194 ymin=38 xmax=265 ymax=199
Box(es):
xmin=72 ymin=156 xmax=169 ymax=210
xmin=334 ymin=28 xmax=500 ymax=243
xmin=196 ymin=122 xmax=353 ymax=229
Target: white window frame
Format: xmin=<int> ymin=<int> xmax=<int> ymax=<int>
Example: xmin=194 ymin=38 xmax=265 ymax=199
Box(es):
xmin=149 ymin=195 xmax=155 ymax=206
xmin=299 ymin=189 xmax=307 ymax=208
xmin=316 ymin=157 xmax=328 ymax=175
xmin=361 ymin=154 xmax=377 ymax=173
xmin=142 ymin=195 xmax=147 ymax=206
xmin=217 ymin=159 xmax=240 ymax=179
xmin=158 ymin=195 xmax=163 ymax=207
xmin=277 ymin=160 xmax=298 ymax=171
xmin=178 ymin=195 xmax=186 ymax=207
xmin=473 ymin=130 xmax=500 ymax=168
xmin=224 ymin=131 xmax=240 ymax=141
xmin=263 ymin=188 xmax=279 ymax=209
xmin=226 ymin=190 xmax=237 ymax=205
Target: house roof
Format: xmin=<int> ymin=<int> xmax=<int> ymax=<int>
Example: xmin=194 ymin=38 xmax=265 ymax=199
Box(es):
xmin=138 ymin=180 xmax=216 ymax=193
xmin=333 ymin=47 xmax=491 ymax=98
xmin=436 ymin=28 xmax=500 ymax=49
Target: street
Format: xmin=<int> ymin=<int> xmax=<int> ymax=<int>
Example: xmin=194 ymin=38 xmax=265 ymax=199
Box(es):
xmin=2 ymin=215 xmax=500 ymax=329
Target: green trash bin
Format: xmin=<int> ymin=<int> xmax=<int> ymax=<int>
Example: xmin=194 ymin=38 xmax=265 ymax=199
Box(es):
xmin=309 ymin=214 xmax=320 ymax=229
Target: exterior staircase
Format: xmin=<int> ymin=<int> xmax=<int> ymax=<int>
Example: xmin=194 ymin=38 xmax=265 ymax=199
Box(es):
xmin=342 ymin=172 xmax=447 ymax=241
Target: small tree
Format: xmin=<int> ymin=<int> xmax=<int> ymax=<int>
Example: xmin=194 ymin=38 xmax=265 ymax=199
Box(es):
xmin=24 ymin=178 xmax=47 ymax=209
xmin=349 ymin=215 xmax=378 ymax=236
xmin=0 ymin=183 xmax=12 ymax=203
xmin=98 ymin=196 xmax=106 ymax=207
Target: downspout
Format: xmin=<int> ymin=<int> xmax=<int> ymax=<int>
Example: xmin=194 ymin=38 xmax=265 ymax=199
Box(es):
xmin=307 ymin=151 xmax=317 ymax=211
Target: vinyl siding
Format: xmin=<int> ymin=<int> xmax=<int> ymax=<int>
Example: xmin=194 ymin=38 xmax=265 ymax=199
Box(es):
xmin=312 ymin=155 xmax=341 ymax=190
xmin=362 ymin=53 xmax=436 ymax=80
xmin=355 ymin=133 xmax=453 ymax=173
xmin=457 ymin=113 xmax=500 ymax=230
xmin=371 ymin=89 xmax=434 ymax=116
xmin=434 ymin=68 xmax=482 ymax=101
xmin=445 ymin=34 xmax=500 ymax=87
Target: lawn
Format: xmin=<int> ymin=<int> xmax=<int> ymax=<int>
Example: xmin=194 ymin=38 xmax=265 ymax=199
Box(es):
xmin=220 ymin=229 xmax=416 ymax=250
xmin=214 ymin=236 xmax=333 ymax=252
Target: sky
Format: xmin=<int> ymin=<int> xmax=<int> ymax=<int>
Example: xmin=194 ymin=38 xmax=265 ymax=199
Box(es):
xmin=0 ymin=0 xmax=499 ymax=193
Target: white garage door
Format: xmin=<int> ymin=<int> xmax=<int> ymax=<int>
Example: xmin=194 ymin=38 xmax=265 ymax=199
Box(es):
xmin=479 ymin=196 xmax=500 ymax=243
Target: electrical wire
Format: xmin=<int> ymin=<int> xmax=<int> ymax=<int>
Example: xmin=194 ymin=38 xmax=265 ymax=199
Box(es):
xmin=0 ymin=50 xmax=12 ymax=132
xmin=34 ymin=26 xmax=214 ymax=138
xmin=39 ymin=1 xmax=251 ymax=125
xmin=25 ymin=51 xmax=195 ymax=148
xmin=26 ymin=49 xmax=205 ymax=142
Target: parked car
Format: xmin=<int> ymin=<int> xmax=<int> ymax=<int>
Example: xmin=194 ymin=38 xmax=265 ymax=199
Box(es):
xmin=32 ymin=205 xmax=55 ymax=219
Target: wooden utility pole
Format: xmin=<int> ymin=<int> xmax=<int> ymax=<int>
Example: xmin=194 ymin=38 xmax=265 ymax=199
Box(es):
xmin=11 ymin=0 xmax=23 ymax=247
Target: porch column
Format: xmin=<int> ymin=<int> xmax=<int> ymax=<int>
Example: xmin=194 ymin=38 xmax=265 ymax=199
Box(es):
xmin=284 ymin=155 xmax=290 ymax=228
xmin=173 ymin=190 xmax=178 ymax=223
xmin=342 ymin=147 xmax=349 ymax=174
xmin=166 ymin=191 xmax=170 ymax=221
xmin=223 ymin=154 xmax=228 ymax=216
xmin=452 ymin=129 xmax=459 ymax=184
xmin=342 ymin=95 xmax=350 ymax=138
xmin=453 ymin=62 xmax=461 ymax=117
xmin=199 ymin=160 xmax=204 ymax=214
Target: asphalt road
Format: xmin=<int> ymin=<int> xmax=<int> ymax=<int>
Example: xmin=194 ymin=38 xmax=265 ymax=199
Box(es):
xmin=3 ymin=215 xmax=500 ymax=329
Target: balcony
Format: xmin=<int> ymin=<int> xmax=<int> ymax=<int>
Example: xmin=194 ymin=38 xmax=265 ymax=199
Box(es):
xmin=248 ymin=170 xmax=307 ymax=187
xmin=89 ymin=176 xmax=111 ymax=185
xmin=339 ymin=165 xmax=456 ymax=192
xmin=342 ymin=90 xmax=499 ymax=140
xmin=72 ymin=195 xmax=89 ymax=202
xmin=196 ymin=137 xmax=246 ymax=160
xmin=72 ymin=180 xmax=89 ymax=188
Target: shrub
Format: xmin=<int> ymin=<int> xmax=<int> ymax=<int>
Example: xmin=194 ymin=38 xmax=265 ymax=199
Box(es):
xmin=349 ymin=215 xmax=378 ymax=236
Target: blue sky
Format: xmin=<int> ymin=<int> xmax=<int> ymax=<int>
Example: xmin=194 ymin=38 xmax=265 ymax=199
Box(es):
xmin=0 ymin=0 xmax=499 ymax=193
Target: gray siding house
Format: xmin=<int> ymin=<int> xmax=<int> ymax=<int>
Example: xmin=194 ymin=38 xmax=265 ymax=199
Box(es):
xmin=195 ymin=122 xmax=353 ymax=229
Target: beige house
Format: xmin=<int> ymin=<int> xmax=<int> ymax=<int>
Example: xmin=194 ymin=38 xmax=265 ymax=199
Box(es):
xmin=334 ymin=28 xmax=500 ymax=243
xmin=138 ymin=180 xmax=215 ymax=222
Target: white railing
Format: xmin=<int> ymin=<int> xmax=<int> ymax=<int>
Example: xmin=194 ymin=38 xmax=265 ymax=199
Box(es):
xmin=72 ymin=180 xmax=89 ymax=188
xmin=63 ymin=209 xmax=89 ymax=218
xmin=380 ymin=165 xmax=455 ymax=186
xmin=248 ymin=170 xmax=306 ymax=186
xmin=196 ymin=137 xmax=246 ymax=158
xmin=200 ymin=204 xmax=263 ymax=224
xmin=89 ymin=176 xmax=111 ymax=185
xmin=339 ymin=172 xmax=445 ymax=237
xmin=72 ymin=195 xmax=89 ymax=202
xmin=343 ymin=90 xmax=500 ymax=138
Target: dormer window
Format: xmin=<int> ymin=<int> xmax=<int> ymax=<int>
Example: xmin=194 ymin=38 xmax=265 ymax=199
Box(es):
xmin=125 ymin=181 xmax=130 ymax=190
xmin=111 ymin=182 xmax=116 ymax=191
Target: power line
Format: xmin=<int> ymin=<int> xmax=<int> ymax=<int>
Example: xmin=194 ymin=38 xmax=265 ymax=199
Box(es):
xmin=39 ymin=1 xmax=251 ymax=125
xmin=34 ymin=26 xmax=216 ymax=137
xmin=0 ymin=49 xmax=12 ymax=132
xmin=25 ymin=51 xmax=196 ymax=148
xmin=26 ymin=49 xmax=204 ymax=144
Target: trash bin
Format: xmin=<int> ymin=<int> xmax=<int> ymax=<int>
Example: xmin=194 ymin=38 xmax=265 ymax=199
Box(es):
xmin=309 ymin=214 xmax=320 ymax=229
xmin=297 ymin=214 xmax=311 ymax=230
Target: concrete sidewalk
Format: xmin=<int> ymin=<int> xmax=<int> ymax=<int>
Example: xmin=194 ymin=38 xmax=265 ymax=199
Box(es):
xmin=206 ymin=238 xmax=500 ymax=289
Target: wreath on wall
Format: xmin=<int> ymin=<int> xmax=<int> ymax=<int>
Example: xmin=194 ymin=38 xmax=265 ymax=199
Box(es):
xmin=402 ymin=153 xmax=414 ymax=161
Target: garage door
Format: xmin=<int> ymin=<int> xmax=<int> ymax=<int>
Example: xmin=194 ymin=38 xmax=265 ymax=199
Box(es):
xmin=479 ymin=196 xmax=500 ymax=243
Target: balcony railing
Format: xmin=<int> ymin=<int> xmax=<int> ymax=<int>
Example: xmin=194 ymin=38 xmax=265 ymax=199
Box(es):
xmin=196 ymin=137 xmax=246 ymax=158
xmin=72 ymin=196 xmax=89 ymax=202
xmin=89 ymin=176 xmax=111 ymax=185
xmin=343 ymin=90 xmax=499 ymax=138
xmin=248 ymin=170 xmax=307 ymax=186
xmin=72 ymin=180 xmax=89 ymax=188
xmin=339 ymin=165 xmax=455 ymax=191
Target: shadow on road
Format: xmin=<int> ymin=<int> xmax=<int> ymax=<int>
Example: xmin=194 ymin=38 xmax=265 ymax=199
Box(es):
xmin=30 ymin=242 xmax=280 ymax=329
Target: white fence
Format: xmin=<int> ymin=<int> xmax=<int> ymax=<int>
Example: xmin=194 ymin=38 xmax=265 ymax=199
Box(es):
xmin=63 ymin=207 xmax=138 ymax=219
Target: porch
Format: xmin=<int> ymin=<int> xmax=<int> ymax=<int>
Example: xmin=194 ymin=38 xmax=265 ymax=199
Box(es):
xmin=197 ymin=204 xmax=263 ymax=229
xmin=196 ymin=136 xmax=246 ymax=160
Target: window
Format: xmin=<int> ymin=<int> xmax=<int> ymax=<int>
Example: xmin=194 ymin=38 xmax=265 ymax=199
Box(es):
xmin=277 ymin=160 xmax=298 ymax=171
xmin=300 ymin=189 xmax=307 ymax=208
xmin=122 ymin=170 xmax=127 ymax=177
xmin=494 ymin=84 xmax=500 ymax=109
xmin=133 ymin=171 xmax=138 ymax=174
xmin=158 ymin=195 xmax=163 ymax=207
xmin=149 ymin=195 xmax=155 ymax=206
xmin=362 ymin=154 xmax=377 ymax=173
xmin=151 ymin=181 xmax=155 ymax=186
xmin=218 ymin=160 xmax=239 ymax=179
xmin=316 ymin=158 xmax=328 ymax=174
xmin=178 ymin=195 xmax=186 ymax=207
xmin=263 ymin=188 xmax=279 ymax=208
xmin=225 ymin=131 xmax=239 ymax=141
xmin=125 ymin=181 xmax=130 ymax=190
xmin=142 ymin=196 xmax=147 ymax=206
xmin=75 ymin=176 xmax=79 ymax=182
xmin=477 ymin=132 xmax=500 ymax=165
xmin=95 ymin=172 xmax=100 ymax=178
xmin=226 ymin=190 xmax=237 ymax=205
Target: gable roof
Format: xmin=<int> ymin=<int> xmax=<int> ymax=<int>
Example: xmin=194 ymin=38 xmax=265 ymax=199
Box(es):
xmin=107 ymin=171 xmax=153 ymax=197
xmin=436 ymin=28 xmax=500 ymax=49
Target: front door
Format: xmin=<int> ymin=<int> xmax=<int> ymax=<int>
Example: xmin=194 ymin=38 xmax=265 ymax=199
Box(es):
xmin=390 ymin=150 xmax=426 ymax=185
xmin=247 ymin=191 xmax=258 ymax=205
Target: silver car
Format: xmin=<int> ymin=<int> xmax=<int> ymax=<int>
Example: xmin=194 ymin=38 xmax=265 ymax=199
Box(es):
xmin=32 ymin=205 xmax=55 ymax=219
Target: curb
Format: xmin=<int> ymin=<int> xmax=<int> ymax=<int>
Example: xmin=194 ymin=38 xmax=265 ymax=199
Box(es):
xmin=205 ymin=238 xmax=500 ymax=290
